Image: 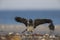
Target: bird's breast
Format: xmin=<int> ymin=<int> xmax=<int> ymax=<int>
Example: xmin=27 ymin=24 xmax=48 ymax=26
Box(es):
xmin=27 ymin=26 xmax=34 ymax=31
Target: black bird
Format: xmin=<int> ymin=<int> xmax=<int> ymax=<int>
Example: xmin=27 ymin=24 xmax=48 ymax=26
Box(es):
xmin=15 ymin=17 xmax=55 ymax=33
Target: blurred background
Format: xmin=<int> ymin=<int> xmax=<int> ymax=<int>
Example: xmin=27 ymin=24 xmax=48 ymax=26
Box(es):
xmin=0 ymin=0 xmax=60 ymax=34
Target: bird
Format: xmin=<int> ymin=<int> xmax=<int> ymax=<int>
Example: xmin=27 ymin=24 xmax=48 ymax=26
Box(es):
xmin=15 ymin=17 xmax=55 ymax=33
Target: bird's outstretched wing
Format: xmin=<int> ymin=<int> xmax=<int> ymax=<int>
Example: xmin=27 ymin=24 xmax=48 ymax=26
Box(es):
xmin=15 ymin=17 xmax=27 ymax=26
xmin=34 ymin=19 xmax=55 ymax=30
xmin=34 ymin=19 xmax=52 ymax=28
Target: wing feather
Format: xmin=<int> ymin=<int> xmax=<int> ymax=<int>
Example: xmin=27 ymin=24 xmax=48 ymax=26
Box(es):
xmin=15 ymin=17 xmax=27 ymax=26
xmin=34 ymin=19 xmax=52 ymax=28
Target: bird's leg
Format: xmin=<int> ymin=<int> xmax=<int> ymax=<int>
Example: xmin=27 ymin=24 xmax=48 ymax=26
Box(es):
xmin=49 ymin=30 xmax=54 ymax=35
xmin=22 ymin=27 xmax=34 ymax=34
xmin=26 ymin=26 xmax=34 ymax=34
xmin=22 ymin=29 xmax=27 ymax=33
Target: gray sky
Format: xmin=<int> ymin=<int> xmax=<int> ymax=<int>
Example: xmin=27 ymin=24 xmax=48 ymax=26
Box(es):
xmin=0 ymin=0 xmax=60 ymax=10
